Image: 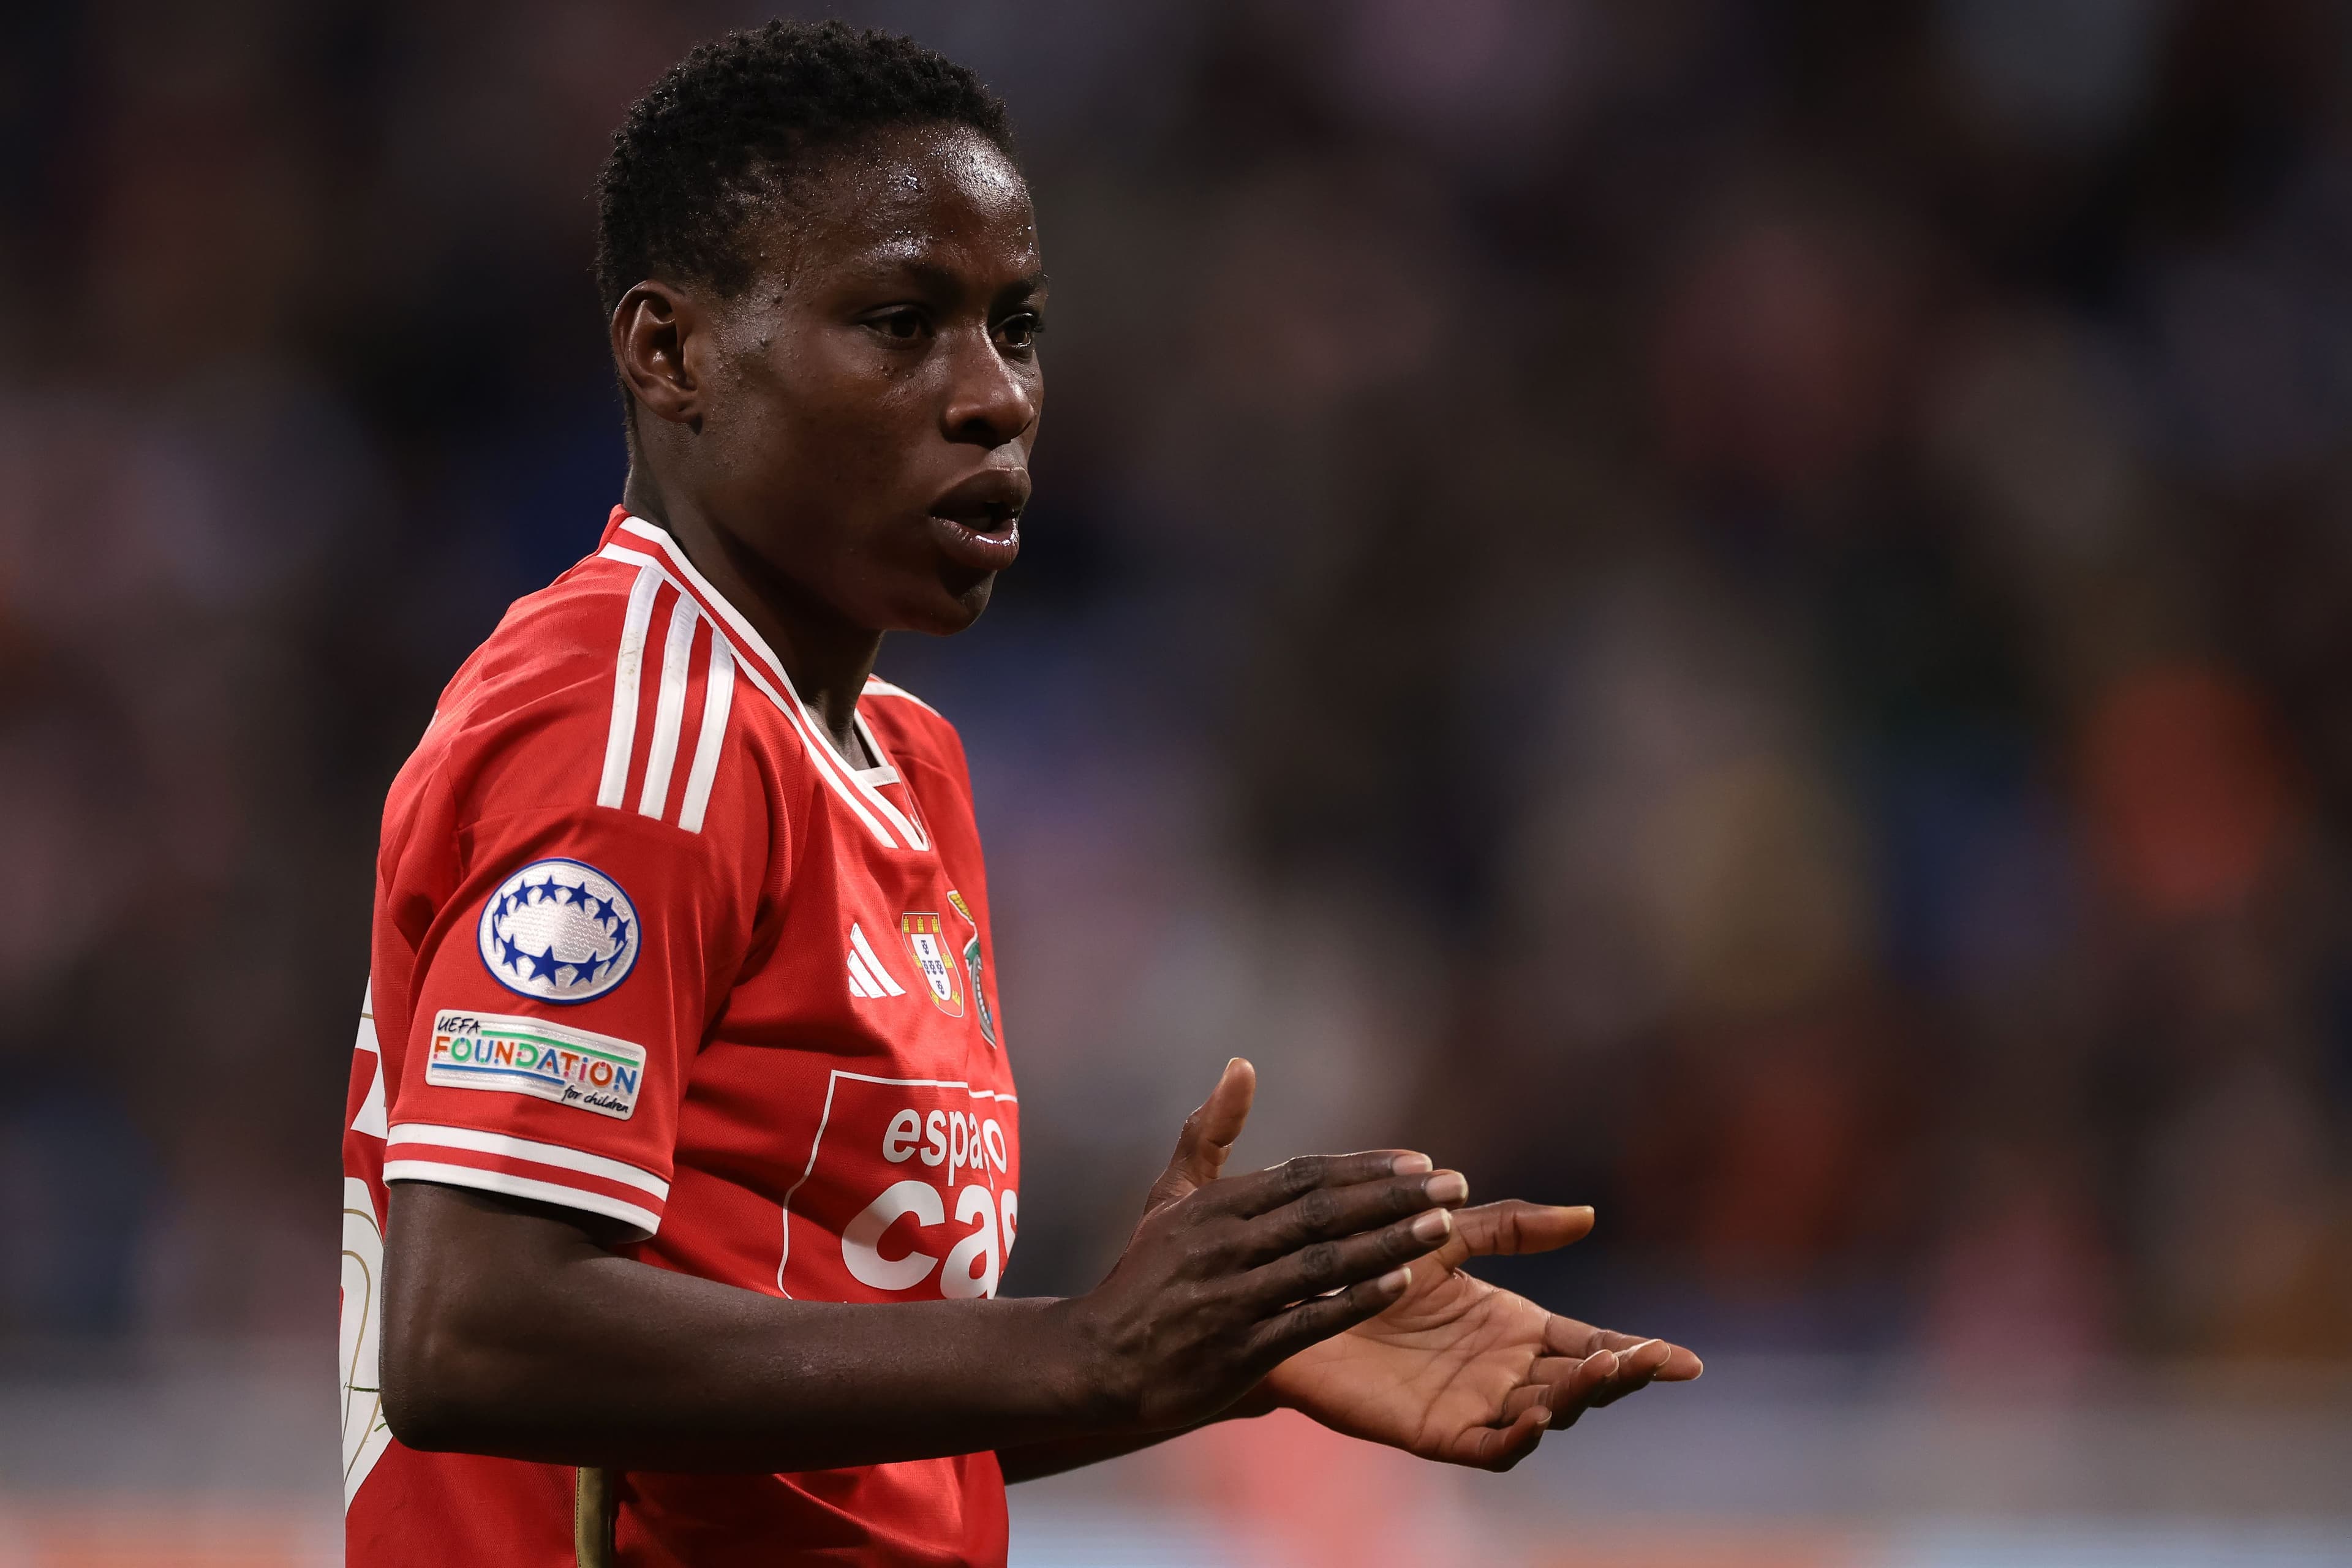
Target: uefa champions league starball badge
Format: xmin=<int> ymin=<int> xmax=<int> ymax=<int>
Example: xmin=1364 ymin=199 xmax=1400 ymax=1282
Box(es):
xmin=477 ymin=858 xmax=641 ymax=1003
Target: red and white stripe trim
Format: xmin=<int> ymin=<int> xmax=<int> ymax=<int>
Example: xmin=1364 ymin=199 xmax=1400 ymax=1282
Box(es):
xmin=859 ymin=676 xmax=941 ymax=717
xmin=595 ymin=561 xmax=737 ymax=834
xmin=382 ymin=1122 xmax=670 ymax=1238
xmin=598 ymin=518 xmax=929 ymax=853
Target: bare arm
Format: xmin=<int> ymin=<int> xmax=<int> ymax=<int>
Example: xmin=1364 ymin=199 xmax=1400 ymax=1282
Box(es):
xmin=381 ymin=1060 xmax=1466 ymax=1474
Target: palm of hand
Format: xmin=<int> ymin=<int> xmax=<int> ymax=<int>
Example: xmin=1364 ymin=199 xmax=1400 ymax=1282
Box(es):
xmin=1264 ymin=1202 xmax=1699 ymax=1471
xmin=1273 ymin=1251 xmax=1540 ymax=1454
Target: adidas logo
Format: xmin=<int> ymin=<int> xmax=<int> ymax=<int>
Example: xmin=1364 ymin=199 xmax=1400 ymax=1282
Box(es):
xmin=846 ymin=922 xmax=907 ymax=1000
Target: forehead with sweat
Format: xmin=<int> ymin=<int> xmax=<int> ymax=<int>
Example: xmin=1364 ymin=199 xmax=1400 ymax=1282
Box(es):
xmin=726 ymin=126 xmax=1036 ymax=301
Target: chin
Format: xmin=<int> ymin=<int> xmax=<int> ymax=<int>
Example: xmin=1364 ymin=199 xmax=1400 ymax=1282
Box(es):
xmin=896 ymin=573 xmax=995 ymax=636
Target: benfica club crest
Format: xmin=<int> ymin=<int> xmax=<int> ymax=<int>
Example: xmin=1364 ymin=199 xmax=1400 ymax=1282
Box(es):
xmin=946 ymin=889 xmax=997 ymax=1049
xmin=900 ymin=912 xmax=965 ymax=1017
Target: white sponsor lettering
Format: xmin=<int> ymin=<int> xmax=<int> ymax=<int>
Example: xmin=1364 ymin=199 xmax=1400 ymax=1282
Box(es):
xmin=942 ymin=1184 xmax=1001 ymax=1298
xmin=839 ymin=1177 xmax=1017 ymax=1298
xmin=842 ymin=1179 xmax=945 ymax=1292
xmin=778 ymin=1072 xmax=1018 ymax=1303
xmin=875 ymin=1104 xmax=1012 ymax=1181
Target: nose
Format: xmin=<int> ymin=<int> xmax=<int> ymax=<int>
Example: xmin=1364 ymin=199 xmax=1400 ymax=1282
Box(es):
xmin=940 ymin=329 xmax=1037 ymax=448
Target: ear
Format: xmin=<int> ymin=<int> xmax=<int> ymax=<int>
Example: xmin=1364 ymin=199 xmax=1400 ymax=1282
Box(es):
xmin=611 ymin=281 xmax=707 ymax=431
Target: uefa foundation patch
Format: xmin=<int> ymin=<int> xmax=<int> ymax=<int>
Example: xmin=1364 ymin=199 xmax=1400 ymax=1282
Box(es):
xmin=425 ymin=1009 xmax=646 ymax=1120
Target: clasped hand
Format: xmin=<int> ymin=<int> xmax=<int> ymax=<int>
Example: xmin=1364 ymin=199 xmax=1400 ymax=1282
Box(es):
xmin=1068 ymin=1058 xmax=1701 ymax=1470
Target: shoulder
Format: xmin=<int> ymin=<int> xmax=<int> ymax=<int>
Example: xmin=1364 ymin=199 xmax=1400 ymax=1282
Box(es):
xmin=859 ymin=674 xmax=944 ymax=720
xmin=424 ymin=554 xmax=752 ymax=837
xmin=860 ymin=675 xmax=970 ymax=777
xmin=454 ymin=554 xmax=645 ymax=710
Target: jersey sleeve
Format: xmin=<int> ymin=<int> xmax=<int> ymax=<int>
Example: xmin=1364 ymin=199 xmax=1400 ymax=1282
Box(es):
xmin=382 ymin=595 xmax=766 ymax=1240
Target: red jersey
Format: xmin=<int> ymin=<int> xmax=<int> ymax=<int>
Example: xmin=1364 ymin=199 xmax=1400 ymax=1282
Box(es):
xmin=339 ymin=510 xmax=1020 ymax=1567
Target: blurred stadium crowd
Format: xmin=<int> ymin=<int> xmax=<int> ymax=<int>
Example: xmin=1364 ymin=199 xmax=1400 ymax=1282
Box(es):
xmin=2 ymin=0 xmax=2348 ymax=1387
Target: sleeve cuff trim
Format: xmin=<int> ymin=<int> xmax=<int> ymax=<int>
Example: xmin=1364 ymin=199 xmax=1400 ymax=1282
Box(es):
xmin=386 ymin=1121 xmax=669 ymax=1200
xmin=382 ymin=1160 xmax=660 ymax=1240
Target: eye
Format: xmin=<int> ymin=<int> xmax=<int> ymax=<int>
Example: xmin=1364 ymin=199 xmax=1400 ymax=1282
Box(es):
xmin=993 ymin=311 xmax=1044 ymax=351
xmin=866 ymin=307 xmax=929 ymax=342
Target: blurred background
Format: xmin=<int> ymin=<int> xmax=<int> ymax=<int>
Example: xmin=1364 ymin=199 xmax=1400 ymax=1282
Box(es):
xmin=2 ymin=1 xmax=2349 ymax=1563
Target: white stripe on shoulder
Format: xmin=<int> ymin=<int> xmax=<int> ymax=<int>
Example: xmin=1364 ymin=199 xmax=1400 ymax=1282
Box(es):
xmin=677 ymin=635 xmax=736 ymax=834
xmin=638 ymin=596 xmax=698 ymax=821
xmin=598 ymin=526 xmax=932 ymax=855
xmin=597 ymin=538 xmax=900 ymax=848
xmin=861 ymin=677 xmax=942 ymax=717
xmin=598 ymin=565 xmax=663 ymax=810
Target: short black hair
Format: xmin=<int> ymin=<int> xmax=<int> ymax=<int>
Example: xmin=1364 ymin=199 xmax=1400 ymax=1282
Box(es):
xmin=594 ymin=20 xmax=1015 ymax=315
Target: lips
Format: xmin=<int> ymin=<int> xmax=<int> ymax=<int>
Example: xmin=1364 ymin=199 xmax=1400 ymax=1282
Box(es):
xmin=925 ymin=468 xmax=1028 ymax=573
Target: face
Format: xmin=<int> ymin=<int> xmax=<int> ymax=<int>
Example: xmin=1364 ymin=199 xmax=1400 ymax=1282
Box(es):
xmin=621 ymin=124 xmax=1045 ymax=636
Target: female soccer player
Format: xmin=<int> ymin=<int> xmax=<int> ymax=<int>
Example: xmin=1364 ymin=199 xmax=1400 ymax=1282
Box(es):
xmin=336 ymin=22 xmax=1698 ymax=1567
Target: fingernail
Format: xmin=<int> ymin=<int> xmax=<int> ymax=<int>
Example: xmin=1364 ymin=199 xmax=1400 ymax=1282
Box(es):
xmin=1391 ymin=1153 xmax=1434 ymax=1176
xmin=1378 ymin=1266 xmax=1412 ymax=1294
xmin=1411 ymin=1208 xmax=1452 ymax=1243
xmin=1590 ymin=1349 xmax=1619 ymax=1376
xmin=1425 ymin=1171 xmax=1468 ymax=1204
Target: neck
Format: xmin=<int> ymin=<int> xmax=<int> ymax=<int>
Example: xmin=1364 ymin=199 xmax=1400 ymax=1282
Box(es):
xmin=620 ymin=466 xmax=881 ymax=763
